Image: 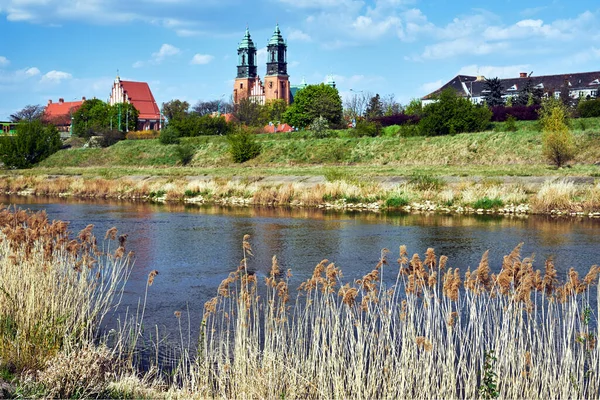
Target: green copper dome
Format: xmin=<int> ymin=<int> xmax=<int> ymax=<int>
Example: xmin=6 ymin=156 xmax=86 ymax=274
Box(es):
xmin=238 ymin=27 xmax=256 ymax=50
xmin=268 ymin=24 xmax=286 ymax=46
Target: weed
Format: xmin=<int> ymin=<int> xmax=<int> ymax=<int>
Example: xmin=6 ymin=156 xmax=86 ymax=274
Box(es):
xmin=473 ymin=197 xmax=504 ymax=209
xmin=479 ymin=350 xmax=499 ymax=399
xmin=385 ymin=196 xmax=409 ymax=208
xmin=409 ymin=173 xmax=445 ymax=191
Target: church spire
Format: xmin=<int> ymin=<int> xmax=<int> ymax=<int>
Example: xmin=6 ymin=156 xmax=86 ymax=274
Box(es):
xmin=266 ymin=24 xmax=287 ymax=76
xmin=237 ymin=27 xmax=257 ymax=78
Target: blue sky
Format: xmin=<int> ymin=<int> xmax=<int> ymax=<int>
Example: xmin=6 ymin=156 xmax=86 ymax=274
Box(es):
xmin=0 ymin=0 xmax=599 ymax=119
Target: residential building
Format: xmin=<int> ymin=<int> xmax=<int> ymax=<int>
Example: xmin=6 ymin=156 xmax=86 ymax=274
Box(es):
xmin=422 ymin=71 xmax=600 ymax=105
xmin=109 ymin=76 xmax=162 ymax=130
xmin=42 ymin=97 xmax=85 ymax=133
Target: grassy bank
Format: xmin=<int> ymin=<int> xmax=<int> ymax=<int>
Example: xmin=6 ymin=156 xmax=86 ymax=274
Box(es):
xmin=1 ymin=213 xmax=598 ymax=398
xmin=1 ymin=173 xmax=600 ymax=215
xmin=36 ymin=119 xmax=600 ymax=174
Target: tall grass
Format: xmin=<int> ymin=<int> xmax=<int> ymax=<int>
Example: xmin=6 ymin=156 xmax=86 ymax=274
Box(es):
xmin=191 ymin=240 xmax=599 ymax=398
xmin=0 ymin=208 xmax=132 ymax=371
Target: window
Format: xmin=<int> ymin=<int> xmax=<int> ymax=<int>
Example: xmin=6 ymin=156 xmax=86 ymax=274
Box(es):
xmin=240 ymin=83 xmax=243 ymax=89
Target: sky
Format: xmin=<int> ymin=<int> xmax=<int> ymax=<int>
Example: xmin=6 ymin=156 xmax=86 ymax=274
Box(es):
xmin=0 ymin=0 xmax=599 ymax=119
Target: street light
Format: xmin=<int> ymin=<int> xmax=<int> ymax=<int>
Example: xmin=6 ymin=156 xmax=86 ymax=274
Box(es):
xmin=217 ymin=93 xmax=226 ymax=115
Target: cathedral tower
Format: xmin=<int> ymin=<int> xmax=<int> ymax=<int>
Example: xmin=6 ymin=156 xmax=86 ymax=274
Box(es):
xmin=233 ymin=28 xmax=258 ymax=104
xmin=264 ymin=24 xmax=290 ymax=104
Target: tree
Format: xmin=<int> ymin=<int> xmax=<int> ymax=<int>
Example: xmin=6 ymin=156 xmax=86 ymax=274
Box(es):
xmin=192 ymin=100 xmax=235 ymax=116
xmin=234 ymin=98 xmax=263 ymax=127
xmin=262 ymin=99 xmax=287 ymax=124
xmin=283 ymin=84 xmax=343 ymax=128
xmin=404 ymin=98 xmax=424 ymax=116
xmin=10 ymin=104 xmax=44 ymax=122
xmin=365 ymin=93 xmax=384 ymax=120
xmin=71 ymin=99 xmax=110 ymax=138
xmin=162 ymin=99 xmax=190 ymax=123
xmin=419 ymin=88 xmax=492 ymax=136
xmin=483 ymin=77 xmax=504 ymax=107
xmin=343 ymin=91 xmax=370 ymax=121
xmin=539 ymin=98 xmax=575 ymax=168
xmin=0 ymin=120 xmax=61 ymax=168
xmin=515 ymin=78 xmax=542 ymax=106
xmin=381 ymin=94 xmax=402 ymax=116
xmin=108 ymin=102 xmax=138 ymax=132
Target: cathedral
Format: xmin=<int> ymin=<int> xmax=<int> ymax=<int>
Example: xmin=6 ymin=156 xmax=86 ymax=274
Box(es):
xmin=233 ymin=25 xmax=291 ymax=105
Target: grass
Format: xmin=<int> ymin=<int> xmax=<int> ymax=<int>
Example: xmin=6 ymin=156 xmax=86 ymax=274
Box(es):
xmin=473 ymin=197 xmax=504 ymax=210
xmin=33 ymin=118 xmax=600 ymax=173
xmin=1 ymin=211 xmax=598 ymax=398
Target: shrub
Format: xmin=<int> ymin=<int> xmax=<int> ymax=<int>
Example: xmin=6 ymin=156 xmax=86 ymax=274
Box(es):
xmin=351 ymin=120 xmax=382 ymax=137
xmin=419 ymin=89 xmax=492 ymax=136
xmin=227 ymin=131 xmax=262 ymax=163
xmin=577 ymin=98 xmax=600 ymax=118
xmin=472 ymin=197 xmax=504 ymax=209
xmin=159 ymin=125 xmax=180 ymax=145
xmin=373 ymin=113 xmax=420 ymax=127
xmin=385 ymin=196 xmax=409 ymax=208
xmin=96 ymin=129 xmax=125 ymax=147
xmin=175 ymin=144 xmax=195 ymax=166
xmin=126 ymin=130 xmax=160 ymax=140
xmin=504 ymin=115 xmax=517 ymax=132
xmin=310 ymin=116 xmax=330 ymax=139
xmin=0 ymin=120 xmax=61 ymax=169
xmin=539 ymin=98 xmax=576 ymax=168
xmin=490 ymin=105 xmax=541 ymax=122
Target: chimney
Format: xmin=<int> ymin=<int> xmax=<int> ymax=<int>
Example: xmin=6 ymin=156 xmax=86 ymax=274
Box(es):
xmin=475 ymin=75 xmax=486 ymax=82
xmin=59 ymin=98 xmax=64 ymax=103
xmin=82 ymin=96 xmax=86 ymax=101
xmin=519 ymin=72 xmax=527 ymax=78
xmin=48 ymin=99 xmax=53 ymax=105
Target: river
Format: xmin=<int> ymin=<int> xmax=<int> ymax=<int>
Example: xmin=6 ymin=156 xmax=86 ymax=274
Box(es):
xmin=2 ymin=195 xmax=599 ymax=343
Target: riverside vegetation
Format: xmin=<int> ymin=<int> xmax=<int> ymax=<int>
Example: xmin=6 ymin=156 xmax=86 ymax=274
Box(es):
xmin=0 ymin=210 xmax=598 ymax=398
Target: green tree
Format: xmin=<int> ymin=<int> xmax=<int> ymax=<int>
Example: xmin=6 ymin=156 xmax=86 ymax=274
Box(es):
xmin=71 ymin=99 xmax=110 ymax=138
xmin=419 ymin=88 xmax=492 ymax=136
xmin=108 ymin=102 xmax=138 ymax=132
xmin=0 ymin=120 xmax=61 ymax=169
xmin=162 ymin=99 xmax=190 ymax=123
xmin=515 ymin=78 xmax=542 ymax=106
xmin=283 ymin=84 xmax=343 ymax=128
xmin=234 ymin=98 xmax=264 ymax=127
xmin=539 ymin=98 xmax=575 ymax=168
xmin=310 ymin=116 xmax=330 ymax=139
xmin=577 ymin=98 xmax=600 ymax=118
xmin=262 ymin=99 xmax=288 ymax=124
xmin=365 ymin=93 xmax=384 ymax=120
xmin=483 ymin=77 xmax=504 ymax=107
xmin=404 ymin=98 xmax=424 ymax=116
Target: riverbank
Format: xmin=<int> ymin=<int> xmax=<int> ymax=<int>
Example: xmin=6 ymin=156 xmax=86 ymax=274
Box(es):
xmin=0 ymin=172 xmax=599 ymax=216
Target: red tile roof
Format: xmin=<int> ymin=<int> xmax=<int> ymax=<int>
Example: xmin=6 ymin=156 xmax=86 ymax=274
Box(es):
xmin=43 ymin=99 xmax=83 ymax=126
xmin=263 ymin=123 xmax=294 ymax=133
xmin=120 ymin=81 xmax=161 ymax=120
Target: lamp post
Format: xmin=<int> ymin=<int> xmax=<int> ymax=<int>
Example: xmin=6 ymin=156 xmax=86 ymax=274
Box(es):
xmin=217 ymin=93 xmax=226 ymax=116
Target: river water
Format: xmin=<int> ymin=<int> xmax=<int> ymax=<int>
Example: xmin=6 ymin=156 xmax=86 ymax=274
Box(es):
xmin=2 ymin=195 xmax=599 ymax=341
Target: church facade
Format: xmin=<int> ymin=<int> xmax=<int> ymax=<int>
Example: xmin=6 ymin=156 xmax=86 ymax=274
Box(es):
xmin=233 ymin=25 xmax=291 ymax=105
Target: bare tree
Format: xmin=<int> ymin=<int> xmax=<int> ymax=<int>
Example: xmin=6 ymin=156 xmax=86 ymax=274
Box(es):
xmin=10 ymin=104 xmax=44 ymax=122
xmin=381 ymin=94 xmax=402 ymax=115
xmin=344 ymin=91 xmax=371 ymax=120
xmin=192 ymin=100 xmax=234 ymax=116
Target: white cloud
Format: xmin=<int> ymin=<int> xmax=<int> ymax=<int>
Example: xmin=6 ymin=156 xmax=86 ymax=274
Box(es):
xmin=190 ymin=53 xmax=214 ymax=65
xmin=152 ymin=43 xmax=181 ymax=61
xmin=257 ymin=47 xmax=267 ymax=66
xmin=132 ymin=60 xmax=145 ymax=68
xmin=24 ymin=67 xmax=40 ymax=76
xmin=278 ymin=0 xmax=361 ymax=8
xmin=288 ymin=29 xmax=311 ymax=41
xmin=412 ymin=38 xmax=509 ymax=61
xmin=40 ymin=70 xmax=72 ymax=83
xmin=0 ymin=56 xmax=9 ymax=66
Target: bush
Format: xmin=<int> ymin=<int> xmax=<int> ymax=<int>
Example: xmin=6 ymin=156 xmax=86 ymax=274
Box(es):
xmin=96 ymin=129 xmax=125 ymax=147
xmin=310 ymin=116 xmax=330 ymax=139
xmin=577 ymin=98 xmax=600 ymax=118
xmin=490 ymin=105 xmax=541 ymax=122
xmin=126 ymin=130 xmax=160 ymax=140
xmin=351 ymin=120 xmax=382 ymax=137
xmin=409 ymin=173 xmax=445 ymax=191
xmin=227 ymin=131 xmax=262 ymax=163
xmin=504 ymin=115 xmax=517 ymax=132
xmin=419 ymin=89 xmax=491 ymax=136
xmin=385 ymin=196 xmax=409 ymax=208
xmin=159 ymin=125 xmax=180 ymax=145
xmin=170 ymin=115 xmax=233 ymax=137
xmin=373 ymin=113 xmax=420 ymax=127
xmin=0 ymin=120 xmax=61 ymax=169
xmin=539 ymin=98 xmax=576 ymax=168
xmin=175 ymin=144 xmax=195 ymax=165
xmin=472 ymin=197 xmax=504 ymax=209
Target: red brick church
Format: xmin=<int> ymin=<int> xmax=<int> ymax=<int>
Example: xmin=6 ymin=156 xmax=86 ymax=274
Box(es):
xmin=109 ymin=75 xmax=162 ymax=130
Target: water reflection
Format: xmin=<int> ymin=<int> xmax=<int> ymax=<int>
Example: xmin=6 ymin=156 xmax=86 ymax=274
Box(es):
xmin=1 ymin=195 xmax=599 ymax=340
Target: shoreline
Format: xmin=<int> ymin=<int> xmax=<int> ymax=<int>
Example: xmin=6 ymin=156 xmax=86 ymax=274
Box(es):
xmin=1 ymin=173 xmax=599 ymax=217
